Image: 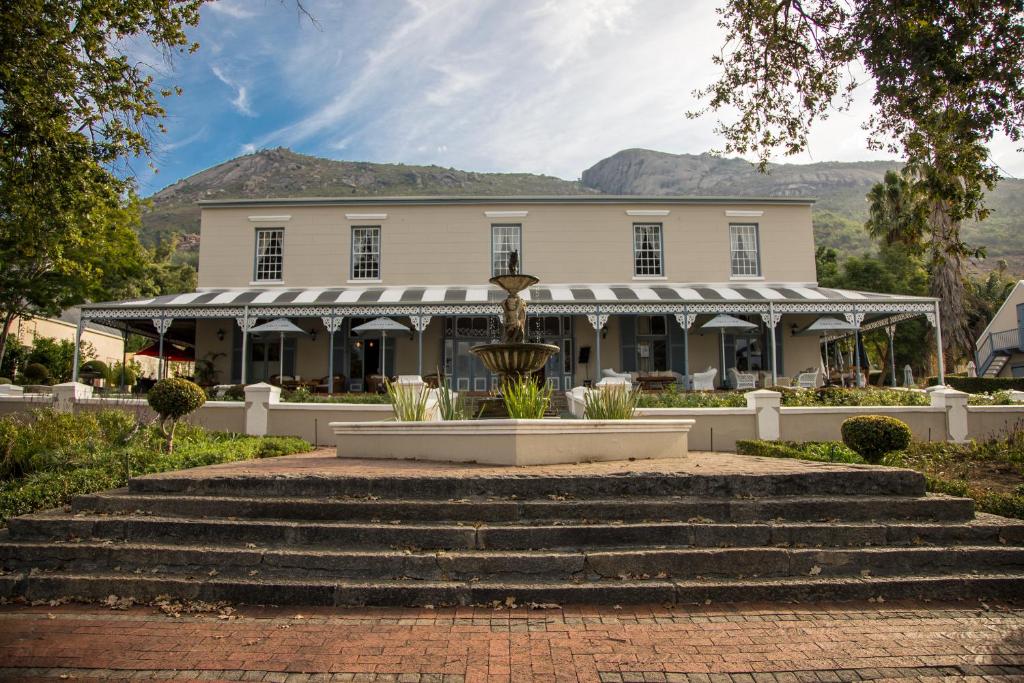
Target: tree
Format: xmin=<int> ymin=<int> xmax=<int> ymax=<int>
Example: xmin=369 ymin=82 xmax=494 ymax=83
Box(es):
xmin=694 ymin=0 xmax=1024 ymax=361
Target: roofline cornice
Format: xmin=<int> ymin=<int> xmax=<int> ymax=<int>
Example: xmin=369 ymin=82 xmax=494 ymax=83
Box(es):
xmin=196 ymin=194 xmax=817 ymax=209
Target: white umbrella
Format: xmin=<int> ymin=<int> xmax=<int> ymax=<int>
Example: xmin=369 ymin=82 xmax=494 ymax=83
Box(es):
xmin=248 ymin=318 xmax=307 ymax=380
xmin=794 ymin=316 xmax=860 ymax=376
xmin=701 ymin=314 xmax=758 ymax=387
xmin=351 ymin=317 xmax=410 ymax=377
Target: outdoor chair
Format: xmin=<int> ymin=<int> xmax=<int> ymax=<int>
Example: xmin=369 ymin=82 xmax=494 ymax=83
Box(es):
xmin=796 ymin=369 xmax=820 ymax=389
xmin=691 ymin=367 xmax=717 ymax=391
xmin=601 ymin=368 xmax=634 ymax=382
xmin=728 ymin=367 xmax=757 ymax=390
xmin=314 ymin=374 xmax=346 ymax=394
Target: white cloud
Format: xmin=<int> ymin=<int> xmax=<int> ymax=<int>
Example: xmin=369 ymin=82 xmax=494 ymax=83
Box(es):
xmin=206 ymin=0 xmax=258 ymax=20
xmin=240 ymin=143 xmax=257 ymax=155
xmin=211 ymin=65 xmax=255 ymax=117
xmin=159 ymin=125 xmax=208 ymax=152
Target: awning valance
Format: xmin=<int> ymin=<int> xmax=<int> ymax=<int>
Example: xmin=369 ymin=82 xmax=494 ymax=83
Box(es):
xmin=79 ymin=282 xmax=937 ymax=332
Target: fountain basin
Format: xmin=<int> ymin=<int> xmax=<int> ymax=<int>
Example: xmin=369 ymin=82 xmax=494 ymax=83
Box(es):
xmin=330 ymin=419 xmax=694 ymax=466
xmin=469 ymin=342 xmax=560 ymax=380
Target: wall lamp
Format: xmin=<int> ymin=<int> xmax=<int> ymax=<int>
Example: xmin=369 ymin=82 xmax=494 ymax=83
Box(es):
xmin=310 ymin=328 xmax=318 ymax=342
xmin=216 ymin=328 xmax=225 ymax=342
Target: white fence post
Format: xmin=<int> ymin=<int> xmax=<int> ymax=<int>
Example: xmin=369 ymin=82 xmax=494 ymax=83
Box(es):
xmin=746 ymin=389 xmax=781 ymax=441
xmin=52 ymin=382 xmax=92 ymax=413
xmin=930 ymin=387 xmax=969 ymax=443
xmin=244 ymin=382 xmax=280 ymax=436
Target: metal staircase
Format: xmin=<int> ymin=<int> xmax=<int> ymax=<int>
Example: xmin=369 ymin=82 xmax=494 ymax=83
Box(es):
xmin=976 ymin=327 xmax=1022 ymax=376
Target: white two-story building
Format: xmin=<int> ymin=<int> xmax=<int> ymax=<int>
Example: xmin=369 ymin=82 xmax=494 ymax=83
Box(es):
xmin=76 ymin=195 xmax=943 ymax=391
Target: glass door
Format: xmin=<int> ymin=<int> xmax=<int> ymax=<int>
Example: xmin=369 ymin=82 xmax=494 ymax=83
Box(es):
xmin=249 ymin=339 xmax=281 ymax=383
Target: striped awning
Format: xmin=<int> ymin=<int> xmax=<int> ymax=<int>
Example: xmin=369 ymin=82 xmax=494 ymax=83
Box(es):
xmin=80 ymin=282 xmax=937 ymax=329
xmin=87 ymin=283 xmax=932 ymax=309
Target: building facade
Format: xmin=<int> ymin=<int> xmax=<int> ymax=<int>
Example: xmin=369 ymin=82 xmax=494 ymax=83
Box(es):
xmin=975 ymin=280 xmax=1024 ymax=378
xmin=77 ymin=196 xmax=943 ymax=391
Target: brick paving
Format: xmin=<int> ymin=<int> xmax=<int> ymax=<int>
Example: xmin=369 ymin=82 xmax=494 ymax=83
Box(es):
xmin=1 ymin=601 xmax=1022 ymax=682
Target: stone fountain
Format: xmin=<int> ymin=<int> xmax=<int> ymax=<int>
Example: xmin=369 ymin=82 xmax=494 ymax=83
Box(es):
xmin=469 ymin=252 xmax=560 ymax=413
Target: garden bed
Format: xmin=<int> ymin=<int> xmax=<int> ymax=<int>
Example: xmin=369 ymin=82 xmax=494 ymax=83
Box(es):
xmin=736 ymin=429 xmax=1024 ymax=519
xmin=0 ymin=409 xmax=311 ymax=525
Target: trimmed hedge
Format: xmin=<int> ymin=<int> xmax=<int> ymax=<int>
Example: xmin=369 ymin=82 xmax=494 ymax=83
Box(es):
xmin=22 ymin=363 xmax=50 ymax=384
xmin=840 ymin=415 xmax=912 ymax=463
xmin=927 ymin=376 xmax=1024 ymax=393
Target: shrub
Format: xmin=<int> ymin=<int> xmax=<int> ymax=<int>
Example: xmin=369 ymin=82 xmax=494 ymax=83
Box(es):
xmin=79 ymin=359 xmax=110 ymax=382
xmin=436 ymin=372 xmax=468 ymax=420
xmin=638 ymin=387 xmax=748 ymax=408
xmin=22 ymin=363 xmax=50 ymax=384
xmin=501 ymin=375 xmax=552 ymax=419
xmin=840 ymin=415 xmax=912 ymax=463
xmin=736 ymin=439 xmax=862 ymax=463
xmin=928 ymin=376 xmax=1024 ymax=393
xmin=385 ymin=379 xmax=429 ymax=421
xmin=147 ymin=378 xmax=206 ymax=452
xmin=110 ymin=360 xmax=140 ymax=387
xmin=584 ymin=384 xmax=640 ymax=419
xmin=0 ymin=378 xmax=10 ymax=385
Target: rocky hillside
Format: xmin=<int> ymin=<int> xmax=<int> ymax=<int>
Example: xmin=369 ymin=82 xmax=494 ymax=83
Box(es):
xmin=582 ymin=149 xmax=1024 ymax=271
xmin=142 ymin=146 xmax=1024 ymax=275
xmin=141 ymin=147 xmax=591 ymax=249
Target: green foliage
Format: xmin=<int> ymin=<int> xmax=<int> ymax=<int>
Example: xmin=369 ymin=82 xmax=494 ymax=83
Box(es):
xmin=841 ymin=415 xmax=912 ymax=463
xmin=110 ymin=360 xmax=141 ymax=387
xmin=147 ymin=378 xmax=206 ymax=452
xmin=25 ymin=337 xmax=92 ymax=384
xmin=192 ymin=351 xmax=224 ymax=387
xmin=436 ymin=373 xmax=469 ymax=421
xmin=79 ymin=359 xmax=111 ymax=383
xmin=148 ymin=379 xmax=206 ymax=421
xmin=929 ymin=376 xmax=1024 ymax=393
xmin=583 ymin=385 xmax=640 ymax=419
xmin=0 ymin=378 xmax=10 ymax=385
xmin=385 ymin=380 xmax=429 ymax=422
xmin=638 ymin=386 xmax=748 ymax=408
xmin=968 ymin=391 xmax=1023 ymax=406
xmin=22 ymin=363 xmax=50 ymax=384
xmin=0 ymin=409 xmax=311 ymax=525
xmin=736 ymin=439 xmax=863 ymax=464
xmin=501 ymin=376 xmax=552 ymax=419
xmin=638 ymin=386 xmax=928 ymax=408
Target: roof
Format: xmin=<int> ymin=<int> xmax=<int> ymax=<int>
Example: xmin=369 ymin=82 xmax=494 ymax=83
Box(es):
xmin=976 ymin=279 xmax=1024 ymax=344
xmin=197 ymin=194 xmax=816 ymax=208
xmin=83 ymin=282 xmax=934 ymax=312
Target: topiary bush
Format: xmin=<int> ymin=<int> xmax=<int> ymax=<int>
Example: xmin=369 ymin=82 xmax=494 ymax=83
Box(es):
xmin=840 ymin=415 xmax=912 ymax=463
xmin=22 ymin=363 xmax=50 ymax=384
xmin=79 ymin=359 xmax=111 ymax=383
xmin=0 ymin=378 xmax=11 ymax=385
xmin=147 ymin=378 xmax=206 ymax=452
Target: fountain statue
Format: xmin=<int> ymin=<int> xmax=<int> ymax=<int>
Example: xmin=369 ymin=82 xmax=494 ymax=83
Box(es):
xmin=470 ymin=251 xmax=560 ymax=390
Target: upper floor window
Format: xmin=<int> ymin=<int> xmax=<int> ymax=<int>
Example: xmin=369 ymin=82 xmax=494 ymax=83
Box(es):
xmin=633 ymin=223 xmax=663 ymax=277
xmin=730 ymin=223 xmax=760 ymax=277
xmin=492 ymin=224 xmax=521 ymax=276
xmin=351 ymin=226 xmax=381 ymax=280
xmin=253 ymin=228 xmax=284 ymax=281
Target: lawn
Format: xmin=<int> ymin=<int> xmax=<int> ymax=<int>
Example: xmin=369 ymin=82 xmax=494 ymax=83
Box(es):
xmin=736 ymin=428 xmax=1024 ymax=519
xmin=0 ymin=409 xmax=311 ymax=525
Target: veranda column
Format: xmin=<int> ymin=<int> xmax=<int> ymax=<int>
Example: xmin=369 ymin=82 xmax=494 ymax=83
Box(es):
xmin=236 ymin=307 xmax=255 ymax=385
xmin=153 ymin=316 xmax=172 ymax=380
xmin=321 ymin=314 xmax=344 ymax=393
xmin=673 ymin=311 xmax=696 ymax=386
xmin=933 ymin=300 xmax=946 ymax=385
xmin=71 ymin=317 xmax=85 ymax=383
xmin=586 ymin=307 xmax=607 ymax=385
xmin=764 ymin=302 xmax=780 ymax=387
xmin=412 ymin=312 xmax=432 ymax=377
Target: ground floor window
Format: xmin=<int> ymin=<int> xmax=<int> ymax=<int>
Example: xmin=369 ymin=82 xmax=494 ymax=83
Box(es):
xmin=635 ymin=315 xmax=668 ymax=373
xmin=442 ymin=315 xmax=574 ymax=391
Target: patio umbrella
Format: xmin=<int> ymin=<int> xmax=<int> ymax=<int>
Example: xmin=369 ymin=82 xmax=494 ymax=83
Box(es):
xmin=794 ymin=316 xmax=859 ymax=375
xmin=133 ymin=341 xmax=194 ymax=362
xmin=701 ymin=314 xmax=758 ymax=388
xmin=248 ymin=318 xmax=307 ymax=380
xmin=351 ymin=317 xmax=410 ymax=377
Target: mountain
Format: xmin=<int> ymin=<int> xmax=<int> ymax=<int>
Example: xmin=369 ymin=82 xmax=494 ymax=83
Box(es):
xmin=582 ymin=149 xmax=1024 ymax=273
xmin=141 ymin=146 xmax=1024 ymax=275
xmin=141 ymin=147 xmax=590 ymax=254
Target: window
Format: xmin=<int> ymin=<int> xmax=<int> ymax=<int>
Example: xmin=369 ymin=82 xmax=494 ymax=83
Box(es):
xmin=730 ymin=223 xmax=760 ymax=277
xmin=254 ymin=228 xmax=284 ymax=281
xmin=492 ymin=224 xmax=521 ymax=276
xmin=351 ymin=226 xmax=381 ymax=280
xmin=633 ymin=223 xmax=663 ymax=277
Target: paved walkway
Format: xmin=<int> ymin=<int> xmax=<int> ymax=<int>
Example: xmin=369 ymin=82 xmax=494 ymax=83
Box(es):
xmin=1 ymin=601 xmax=1021 ymax=682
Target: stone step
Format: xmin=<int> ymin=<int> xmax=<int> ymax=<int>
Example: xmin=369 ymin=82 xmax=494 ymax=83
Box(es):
xmin=9 ymin=513 xmax=1022 ymax=550
xmin=3 ymin=571 xmax=1022 ymax=606
xmin=2 ymin=540 xmax=1022 ymax=581
xmin=128 ymin=467 xmax=926 ymax=499
xmin=71 ymin=490 xmax=976 ymax=523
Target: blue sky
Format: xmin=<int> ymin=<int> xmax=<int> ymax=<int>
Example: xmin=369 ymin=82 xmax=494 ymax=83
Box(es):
xmin=134 ymin=0 xmax=1024 ymax=196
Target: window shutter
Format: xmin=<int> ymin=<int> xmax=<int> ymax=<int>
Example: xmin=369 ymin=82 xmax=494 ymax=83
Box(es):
xmin=620 ymin=315 xmax=637 ymax=372
xmin=1018 ymin=303 xmax=1024 ymax=349
xmin=669 ymin=317 xmax=686 ymax=374
xmin=231 ymin=326 xmax=242 ymax=384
